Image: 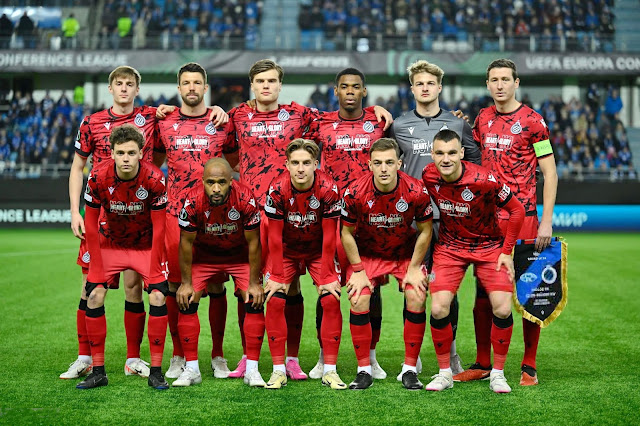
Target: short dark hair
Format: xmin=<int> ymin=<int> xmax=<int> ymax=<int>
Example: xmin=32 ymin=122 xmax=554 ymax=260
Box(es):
xmin=109 ymin=124 xmax=144 ymax=150
xmin=109 ymin=66 xmax=141 ymax=87
xmin=286 ymin=138 xmax=319 ymax=160
xmin=334 ymin=68 xmax=366 ymax=86
xmin=370 ymin=137 xmax=401 ymax=158
xmin=486 ymin=58 xmax=518 ymax=80
xmin=433 ymin=129 xmax=461 ymax=146
xmin=249 ymin=59 xmax=284 ymax=82
xmin=178 ymin=62 xmax=207 ymax=84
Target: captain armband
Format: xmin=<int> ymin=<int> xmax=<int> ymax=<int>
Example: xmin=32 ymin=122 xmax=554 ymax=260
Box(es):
xmin=533 ymin=139 xmax=553 ymax=157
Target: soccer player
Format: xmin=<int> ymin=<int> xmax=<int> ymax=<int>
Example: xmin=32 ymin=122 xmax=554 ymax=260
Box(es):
xmin=228 ymin=59 xmax=392 ymax=379
xmin=175 ymin=158 xmax=266 ymax=387
xmin=341 ymin=138 xmax=433 ymax=390
xmin=456 ymin=58 xmax=557 ymax=386
xmin=304 ymin=67 xmax=388 ymax=380
xmin=154 ymin=62 xmax=238 ymax=381
xmin=77 ymin=124 xmax=169 ymax=390
xmin=422 ymin=129 xmax=524 ymax=393
xmin=64 ymin=65 xmax=163 ymax=380
xmin=263 ymin=139 xmax=345 ymax=390
xmin=390 ymin=59 xmax=482 ymax=379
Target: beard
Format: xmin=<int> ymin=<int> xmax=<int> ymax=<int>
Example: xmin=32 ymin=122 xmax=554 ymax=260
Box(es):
xmin=182 ymin=92 xmax=203 ymax=107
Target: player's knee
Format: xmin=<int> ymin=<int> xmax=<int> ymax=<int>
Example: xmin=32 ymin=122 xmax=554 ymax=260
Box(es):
xmin=148 ymin=290 xmax=165 ymax=306
xmin=87 ymin=287 xmax=107 ymax=307
xmin=430 ymin=301 xmax=450 ymax=319
xmin=492 ymin=303 xmax=511 ymax=319
xmin=350 ymin=294 xmax=370 ymax=312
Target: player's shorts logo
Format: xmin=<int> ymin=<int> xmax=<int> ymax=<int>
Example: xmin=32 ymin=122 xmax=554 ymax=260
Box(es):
xmin=205 ymin=122 xmax=216 ymax=135
xmin=396 ymin=197 xmax=408 ymax=212
xmin=134 ymin=113 xmax=146 ymax=127
xmin=228 ymin=207 xmax=240 ymax=221
xmin=136 ymin=186 xmax=148 ymax=200
xmin=82 ymin=251 xmax=90 ymax=264
xmin=511 ymin=120 xmax=522 ymax=134
xmin=461 ymin=187 xmax=474 ymax=202
xmin=278 ymin=109 xmax=290 ymax=121
xmin=308 ymin=195 xmax=320 ymax=209
xmin=362 ymin=121 xmax=374 ymax=133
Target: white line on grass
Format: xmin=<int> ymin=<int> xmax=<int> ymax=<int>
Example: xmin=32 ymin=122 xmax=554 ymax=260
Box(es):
xmin=0 ymin=248 xmax=77 ymax=257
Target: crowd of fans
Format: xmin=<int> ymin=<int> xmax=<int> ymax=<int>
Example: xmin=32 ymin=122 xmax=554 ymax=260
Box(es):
xmin=299 ymin=0 xmax=616 ymax=52
xmin=0 ymin=83 xmax=634 ymax=181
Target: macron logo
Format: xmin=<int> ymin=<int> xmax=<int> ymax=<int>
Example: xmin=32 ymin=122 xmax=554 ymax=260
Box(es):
xmin=408 ymin=127 xmax=415 ymax=135
xmin=173 ymin=123 xmax=179 ymax=131
xmin=104 ymin=122 xmax=111 ymax=130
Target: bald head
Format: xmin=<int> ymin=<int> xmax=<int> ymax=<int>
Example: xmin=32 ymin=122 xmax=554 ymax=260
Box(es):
xmin=203 ymin=158 xmax=233 ymax=206
xmin=204 ymin=157 xmax=232 ymax=177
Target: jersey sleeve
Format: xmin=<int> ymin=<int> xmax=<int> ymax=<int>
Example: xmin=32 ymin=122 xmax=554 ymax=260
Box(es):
xmin=221 ymin=120 xmax=239 ymax=154
xmin=321 ymin=181 xmax=342 ymax=219
xmin=471 ymin=115 xmax=482 ymax=144
xmin=178 ymin=193 xmax=198 ymax=232
xmin=241 ymin=190 xmax=261 ymax=231
xmin=150 ymin=172 xmax=168 ymax=210
xmin=461 ymin=120 xmax=482 ymax=165
xmin=83 ymin=171 xmax=101 ymax=209
xmin=414 ymin=184 xmax=433 ymax=223
xmin=341 ymin=186 xmax=358 ymax=225
xmin=75 ymin=116 xmax=93 ymax=158
xmin=530 ymin=116 xmax=553 ymax=158
xmin=304 ymin=117 xmax=320 ymax=141
xmin=493 ymin=177 xmax=514 ymax=208
xmin=264 ymin=182 xmax=284 ymax=220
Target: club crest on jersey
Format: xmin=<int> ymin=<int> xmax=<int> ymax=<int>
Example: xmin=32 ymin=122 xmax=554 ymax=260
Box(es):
xmin=104 ymin=122 xmax=111 ymax=130
xmin=439 ymin=124 xmax=449 ymax=131
xmin=248 ymin=112 xmax=254 ymax=120
xmin=204 ymin=211 xmax=210 ymax=218
xmin=136 ymin=186 xmax=148 ymax=200
xmin=367 ymin=200 xmax=373 ymax=209
xmin=278 ymin=109 xmax=290 ymax=121
xmin=82 ymin=251 xmax=90 ymax=263
xmin=511 ymin=120 xmax=522 ymax=134
xmin=134 ymin=113 xmax=146 ymax=127
xmin=309 ymin=195 xmax=320 ymax=209
xmin=205 ymin=122 xmax=216 ymax=135
xmin=396 ymin=197 xmax=408 ymax=213
xmin=172 ymin=123 xmax=179 ymax=131
xmin=108 ymin=186 xmax=115 ymax=194
xmin=461 ymin=187 xmax=474 ymax=202
xmin=362 ymin=121 xmax=374 ymax=133
xmin=332 ymin=122 xmax=339 ymax=130
xmin=228 ymin=207 xmax=240 ymax=221
xmin=408 ymin=126 xmax=415 ymax=135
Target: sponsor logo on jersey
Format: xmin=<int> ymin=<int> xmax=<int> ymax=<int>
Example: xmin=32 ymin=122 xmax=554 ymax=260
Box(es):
xmin=104 ymin=122 xmax=111 ymax=130
xmin=175 ymin=135 xmax=209 ymax=151
xmin=108 ymin=186 xmax=115 ymax=194
xmin=228 ymin=207 xmax=240 ymax=221
xmin=362 ymin=121 xmax=374 ymax=133
xmin=308 ymin=195 xmax=320 ymax=209
xmin=368 ymin=213 xmax=403 ymax=227
xmin=396 ymin=197 xmax=408 ymax=212
xmin=438 ymin=199 xmax=470 ymax=217
xmin=411 ymin=138 xmax=432 ymax=155
xmin=461 ymin=187 xmax=474 ymax=202
xmin=511 ymin=120 xmax=522 ymax=134
xmin=485 ymin=134 xmax=513 ymax=151
xmin=287 ymin=211 xmax=318 ymax=228
xmin=250 ymin=121 xmax=283 ymax=137
xmin=408 ymin=126 xmax=415 ymax=135
xmin=278 ymin=108 xmax=290 ymax=121
xmin=205 ymin=222 xmax=238 ymax=235
xmin=335 ymin=134 xmax=371 ymax=151
xmin=205 ymin=122 xmax=216 ymax=135
xmin=136 ymin=186 xmax=148 ymax=200
xmin=110 ymin=200 xmax=144 ymax=215
xmin=134 ymin=113 xmax=146 ymax=127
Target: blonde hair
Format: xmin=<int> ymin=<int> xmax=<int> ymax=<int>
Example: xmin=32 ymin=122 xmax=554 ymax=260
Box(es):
xmin=407 ymin=60 xmax=444 ymax=85
xmin=109 ymin=66 xmax=141 ymax=87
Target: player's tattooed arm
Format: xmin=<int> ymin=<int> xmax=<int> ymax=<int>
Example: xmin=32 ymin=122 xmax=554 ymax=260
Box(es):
xmin=177 ymin=230 xmax=196 ymax=310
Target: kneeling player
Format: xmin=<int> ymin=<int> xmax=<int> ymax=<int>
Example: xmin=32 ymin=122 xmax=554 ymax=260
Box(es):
xmin=422 ymin=129 xmax=524 ymax=393
xmin=341 ymin=138 xmax=433 ymax=390
xmin=263 ymin=139 xmax=345 ymax=390
xmin=175 ymin=158 xmax=266 ymax=387
xmin=78 ymin=124 xmax=169 ymax=390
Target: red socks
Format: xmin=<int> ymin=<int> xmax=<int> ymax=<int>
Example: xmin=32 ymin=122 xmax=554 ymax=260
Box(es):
xmin=77 ymin=299 xmax=90 ymax=357
xmin=430 ymin=315 xmax=452 ymax=370
xmin=403 ymin=309 xmax=426 ymax=367
xmin=85 ymin=306 xmax=107 ymax=367
xmin=350 ymin=310 xmax=371 ymax=367
xmin=320 ymin=294 xmax=342 ymax=365
xmin=266 ymin=295 xmax=287 ymax=365
xmin=177 ymin=303 xmax=200 ymax=362
xmin=147 ymin=304 xmax=168 ymax=367
xmin=491 ymin=314 xmax=514 ymax=370
xmin=244 ymin=302 xmax=265 ymax=362
xmin=124 ymin=301 xmax=145 ymax=359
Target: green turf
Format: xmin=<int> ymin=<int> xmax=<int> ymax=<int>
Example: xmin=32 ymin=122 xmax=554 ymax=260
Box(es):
xmin=0 ymin=229 xmax=639 ymax=425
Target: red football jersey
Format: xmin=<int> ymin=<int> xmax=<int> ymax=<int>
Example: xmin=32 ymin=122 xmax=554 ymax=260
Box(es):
xmin=305 ymin=108 xmax=386 ymax=193
xmin=178 ymin=181 xmax=261 ymax=262
xmin=156 ymin=108 xmax=237 ymax=216
xmin=75 ymin=106 xmax=159 ymax=164
xmin=229 ymin=102 xmax=319 ymax=206
xmin=342 ymin=170 xmax=432 ymax=260
xmin=422 ymin=161 xmax=513 ymax=254
xmin=472 ymin=103 xmax=550 ymax=216
xmin=264 ymin=169 xmax=341 ymax=258
xmin=84 ymin=160 xmax=167 ymax=249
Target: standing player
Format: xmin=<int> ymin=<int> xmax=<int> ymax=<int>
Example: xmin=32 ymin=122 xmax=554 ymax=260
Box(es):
xmin=263 ymin=139 xmax=345 ymax=390
xmin=154 ymin=62 xmax=238 ymax=380
xmin=304 ymin=67 xmax=388 ymax=380
xmin=77 ymin=124 xmax=169 ymax=390
xmin=422 ymin=129 xmax=524 ymax=393
xmin=175 ymin=158 xmax=266 ymax=387
xmin=341 ymin=138 xmax=433 ymax=390
xmin=456 ymin=58 xmax=557 ymax=386
xmin=63 ymin=65 xmax=163 ymax=380
xmin=228 ymin=59 xmax=392 ymax=380
xmin=390 ymin=59 xmax=482 ymax=378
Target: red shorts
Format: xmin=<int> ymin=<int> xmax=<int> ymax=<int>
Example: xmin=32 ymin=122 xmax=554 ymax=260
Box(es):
xmin=192 ymin=260 xmax=250 ymax=293
xmin=266 ymin=255 xmax=340 ymax=287
xmin=77 ymin=239 xmax=120 ymax=289
xmin=499 ymin=213 xmax=539 ymax=240
xmin=346 ymin=257 xmax=418 ymax=291
xmin=429 ymin=248 xmax=513 ymax=294
xmin=100 ymin=247 xmax=167 ymax=291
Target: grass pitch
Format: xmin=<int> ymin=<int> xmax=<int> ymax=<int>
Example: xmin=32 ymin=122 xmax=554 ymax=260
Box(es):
xmin=0 ymin=229 xmax=639 ymax=425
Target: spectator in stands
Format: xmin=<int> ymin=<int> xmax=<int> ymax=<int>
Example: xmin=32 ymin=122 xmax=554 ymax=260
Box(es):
xmin=16 ymin=12 xmax=36 ymax=49
xmin=132 ymin=8 xmax=149 ymax=49
xmin=61 ymin=13 xmax=80 ymax=49
xmin=0 ymin=13 xmax=13 ymax=49
xmin=604 ymin=87 xmax=623 ymax=122
xmin=117 ymin=7 xmax=133 ymax=49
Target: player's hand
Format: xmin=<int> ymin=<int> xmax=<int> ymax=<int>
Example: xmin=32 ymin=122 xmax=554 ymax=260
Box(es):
xmin=450 ymin=109 xmax=470 ymax=123
xmin=156 ymin=104 xmax=176 ymax=119
xmin=177 ymin=282 xmax=195 ymax=311
xmin=496 ymin=253 xmax=515 ymax=282
xmin=71 ymin=211 xmax=85 ymax=240
xmin=264 ymin=279 xmax=287 ymax=304
xmin=246 ymin=282 xmax=265 ymax=309
xmin=208 ymin=105 xmax=229 ymax=127
xmin=535 ymin=220 xmax=553 ymax=252
xmin=318 ymin=281 xmax=341 ymax=300
xmin=346 ymin=271 xmax=373 ymax=305
xmin=373 ymin=105 xmax=394 ymax=131
xmin=245 ymin=99 xmax=256 ymax=109
xmin=402 ymin=265 xmax=428 ymax=296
